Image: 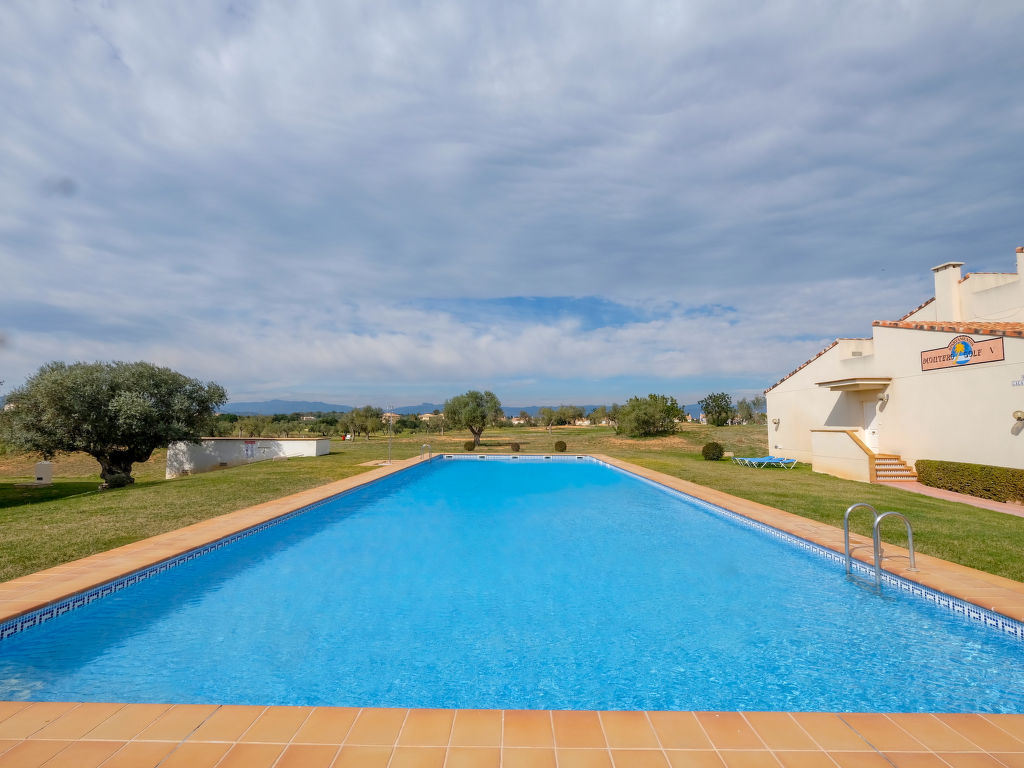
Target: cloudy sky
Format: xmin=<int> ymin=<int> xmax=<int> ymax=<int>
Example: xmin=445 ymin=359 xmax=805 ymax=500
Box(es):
xmin=2 ymin=1 xmax=1022 ymax=407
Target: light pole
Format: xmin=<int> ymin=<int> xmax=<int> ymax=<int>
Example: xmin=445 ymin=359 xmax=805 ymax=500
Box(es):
xmin=387 ymin=404 xmax=393 ymax=465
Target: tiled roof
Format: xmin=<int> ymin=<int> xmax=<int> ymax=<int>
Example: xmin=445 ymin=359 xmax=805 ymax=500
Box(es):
xmin=872 ymin=320 xmax=1024 ymax=337
xmin=765 ymin=338 xmax=871 ymax=394
xmin=898 ymin=297 xmax=934 ymax=321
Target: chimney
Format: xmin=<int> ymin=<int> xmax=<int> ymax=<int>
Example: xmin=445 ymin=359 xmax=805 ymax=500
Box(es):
xmin=1017 ymin=246 xmax=1024 ymax=276
xmin=931 ymin=262 xmax=964 ymax=321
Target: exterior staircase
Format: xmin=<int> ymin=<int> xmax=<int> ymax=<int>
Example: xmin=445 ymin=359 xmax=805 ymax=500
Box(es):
xmin=873 ymin=454 xmax=918 ymax=482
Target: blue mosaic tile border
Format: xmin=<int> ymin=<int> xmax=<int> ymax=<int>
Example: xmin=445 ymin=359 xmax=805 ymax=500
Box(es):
xmin=0 ymin=467 xmax=411 ymax=642
xmin=596 ymin=457 xmax=1024 ymax=644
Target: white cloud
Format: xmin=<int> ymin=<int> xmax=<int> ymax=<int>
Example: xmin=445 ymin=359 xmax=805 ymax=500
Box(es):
xmin=1 ymin=0 xmax=1021 ymax=401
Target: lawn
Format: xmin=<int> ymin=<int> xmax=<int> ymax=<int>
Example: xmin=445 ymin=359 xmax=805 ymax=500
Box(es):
xmin=2 ymin=424 xmax=1023 ymax=583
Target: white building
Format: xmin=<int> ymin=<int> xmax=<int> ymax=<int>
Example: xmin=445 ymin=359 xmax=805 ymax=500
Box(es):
xmin=166 ymin=437 xmax=330 ymax=478
xmin=766 ymin=247 xmax=1024 ymax=483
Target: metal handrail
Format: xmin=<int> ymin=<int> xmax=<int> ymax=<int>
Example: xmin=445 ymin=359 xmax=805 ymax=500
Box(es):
xmin=420 ymin=443 xmax=432 ymax=460
xmin=873 ymin=511 xmax=918 ymax=586
xmin=843 ymin=503 xmax=880 ymax=575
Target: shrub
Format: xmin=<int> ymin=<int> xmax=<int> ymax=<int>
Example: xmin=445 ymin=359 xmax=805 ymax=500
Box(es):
xmin=554 ymin=440 xmax=567 ymax=452
xmin=463 ymin=440 xmax=476 ymax=452
xmin=916 ymin=459 xmax=1024 ymax=503
xmin=510 ymin=442 xmax=521 ymax=452
xmin=702 ymin=441 xmax=724 ymax=461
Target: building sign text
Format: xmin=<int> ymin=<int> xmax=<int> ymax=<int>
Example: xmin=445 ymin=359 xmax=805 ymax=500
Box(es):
xmin=921 ymin=335 xmax=1004 ymax=372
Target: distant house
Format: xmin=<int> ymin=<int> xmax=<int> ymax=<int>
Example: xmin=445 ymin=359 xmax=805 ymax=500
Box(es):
xmin=300 ymin=416 xmax=316 ymax=422
xmin=573 ymin=418 xmax=592 ymax=426
xmin=419 ymin=413 xmax=437 ymax=422
xmin=509 ymin=416 xmax=530 ymax=425
xmin=381 ymin=412 xmax=400 ymax=424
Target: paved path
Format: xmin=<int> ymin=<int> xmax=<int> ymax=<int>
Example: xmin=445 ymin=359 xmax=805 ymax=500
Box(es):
xmin=877 ymin=480 xmax=1024 ymax=519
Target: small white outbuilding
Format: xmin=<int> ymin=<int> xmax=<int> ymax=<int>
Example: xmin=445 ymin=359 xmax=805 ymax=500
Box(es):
xmin=165 ymin=437 xmax=330 ymax=479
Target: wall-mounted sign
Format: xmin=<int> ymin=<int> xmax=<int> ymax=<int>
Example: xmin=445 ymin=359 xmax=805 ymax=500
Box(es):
xmin=921 ymin=335 xmax=1004 ymax=371
xmin=1013 ymin=375 xmax=1024 ymax=388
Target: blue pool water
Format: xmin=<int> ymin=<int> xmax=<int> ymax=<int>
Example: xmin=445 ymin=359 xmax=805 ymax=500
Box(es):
xmin=1 ymin=458 xmax=1022 ymax=711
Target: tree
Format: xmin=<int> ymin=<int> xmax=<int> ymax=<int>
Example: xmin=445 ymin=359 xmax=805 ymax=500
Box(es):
xmin=444 ymin=390 xmax=503 ymax=446
xmin=4 ymin=361 xmax=226 ymax=488
xmin=615 ymin=394 xmax=681 ymax=437
xmin=736 ymin=398 xmax=754 ymax=424
xmin=343 ymin=406 xmax=383 ymax=440
xmin=698 ymin=392 xmax=733 ymax=427
xmin=588 ymin=405 xmax=608 ymax=424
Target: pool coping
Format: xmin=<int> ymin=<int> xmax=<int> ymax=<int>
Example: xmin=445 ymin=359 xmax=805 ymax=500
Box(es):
xmin=2 ymin=453 xmax=1024 ymax=764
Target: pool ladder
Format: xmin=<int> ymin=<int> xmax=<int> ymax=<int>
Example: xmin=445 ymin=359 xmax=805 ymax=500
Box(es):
xmin=420 ymin=444 xmax=432 ymax=460
xmin=843 ymin=503 xmax=918 ymax=586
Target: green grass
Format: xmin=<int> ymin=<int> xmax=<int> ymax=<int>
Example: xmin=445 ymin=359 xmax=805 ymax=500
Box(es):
xmin=2 ymin=424 xmax=1023 ymax=584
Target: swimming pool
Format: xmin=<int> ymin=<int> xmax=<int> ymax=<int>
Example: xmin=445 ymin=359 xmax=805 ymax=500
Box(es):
xmin=1 ymin=457 xmax=1022 ymax=711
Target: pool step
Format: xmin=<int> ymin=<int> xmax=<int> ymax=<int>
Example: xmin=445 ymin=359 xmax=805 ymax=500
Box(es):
xmin=873 ymin=454 xmax=918 ymax=482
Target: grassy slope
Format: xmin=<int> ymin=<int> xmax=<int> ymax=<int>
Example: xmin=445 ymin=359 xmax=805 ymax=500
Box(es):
xmin=2 ymin=425 xmax=1023 ymax=583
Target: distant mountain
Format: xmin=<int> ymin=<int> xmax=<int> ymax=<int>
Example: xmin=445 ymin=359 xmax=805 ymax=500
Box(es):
xmin=223 ymin=400 xmax=353 ymax=415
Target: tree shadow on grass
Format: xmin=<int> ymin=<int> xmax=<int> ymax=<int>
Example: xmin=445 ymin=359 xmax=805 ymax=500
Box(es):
xmin=0 ymin=481 xmax=101 ymax=510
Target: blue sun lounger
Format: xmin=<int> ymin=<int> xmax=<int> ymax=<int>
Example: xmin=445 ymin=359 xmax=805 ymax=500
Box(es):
xmin=734 ymin=456 xmax=796 ymax=468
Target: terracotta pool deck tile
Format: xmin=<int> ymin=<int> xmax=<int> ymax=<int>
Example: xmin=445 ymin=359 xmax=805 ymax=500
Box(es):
xmin=555 ymin=748 xmax=615 ymax=768
xmin=693 ymin=714 xmax=763 ymax=751
xmin=502 ymin=710 xmax=553 ymax=748
xmin=449 ymin=710 xmax=502 ymax=747
xmin=291 ymin=707 xmax=359 ymax=745
xmin=663 ymin=751 xmax=727 ymax=768
xmin=841 ymin=714 xmax=927 ymax=752
xmin=83 ymin=703 xmax=171 ymax=741
xmin=185 ymin=704 xmax=265 ymax=742
xmin=214 ymin=741 xmax=284 ymax=767
xmin=982 ymin=713 xmax=1024 ymax=733
xmin=788 ymin=714 xmax=871 ymax=752
xmin=239 ymin=705 xmax=312 ymax=743
xmin=0 ymin=739 xmax=72 ymax=767
xmin=935 ymin=754 xmax=1009 ymax=768
xmin=502 ymin=746 xmax=558 ymax=768
xmin=716 ymin=750 xmax=783 ymax=767
xmin=0 ymin=743 xmax=16 ymax=759
xmin=154 ymin=741 xmax=231 ymax=768
xmin=345 ymin=708 xmax=408 ymax=746
xmin=600 ymin=711 xmax=661 ymax=749
xmin=443 ymin=746 xmax=500 ymax=768
xmin=274 ymin=743 xmax=340 ymax=768
xmin=647 ymin=712 xmax=713 ymax=750
xmin=885 ymin=714 xmax=981 ymax=752
xmin=610 ymin=748 xmax=671 ymax=767
xmin=0 ymin=703 xmax=79 ymax=740
xmin=553 ymin=711 xmax=607 ymax=749
xmin=991 ymin=754 xmax=1024 ymax=768
xmin=39 ymin=739 xmax=122 ymax=767
xmin=826 ymin=751 xmax=894 ymax=768
xmin=95 ymin=740 xmax=177 ymax=768
xmin=742 ymin=713 xmax=817 ymax=751
xmin=388 ymin=746 xmax=446 ymax=768
xmin=331 ymin=745 xmax=392 ymax=768
xmin=936 ymin=715 xmax=1024 ymax=752
xmin=0 ymin=705 xmax=29 ymax=726
xmin=31 ymin=703 xmax=124 ymax=741
xmin=135 ymin=704 xmax=218 ymax=741
xmin=772 ymin=751 xmax=840 ymax=768
xmin=397 ymin=709 xmax=454 ymax=746
xmin=881 ymin=753 xmax=956 ymax=767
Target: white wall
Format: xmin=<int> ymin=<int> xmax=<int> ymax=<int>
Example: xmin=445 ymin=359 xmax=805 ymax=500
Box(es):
xmin=166 ymin=438 xmax=330 ymax=478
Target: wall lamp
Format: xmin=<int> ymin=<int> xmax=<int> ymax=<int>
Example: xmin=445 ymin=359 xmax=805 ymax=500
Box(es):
xmin=771 ymin=418 xmax=780 ymax=426
xmin=877 ymin=393 xmax=889 ymax=404
xmin=1014 ymin=410 xmax=1024 ymax=422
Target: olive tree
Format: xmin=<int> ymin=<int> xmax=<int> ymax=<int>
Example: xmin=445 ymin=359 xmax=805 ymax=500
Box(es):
xmin=444 ymin=390 xmax=503 ymax=446
xmin=615 ymin=394 xmax=681 ymax=437
xmin=4 ymin=361 xmax=226 ymax=488
xmin=698 ymin=392 xmax=733 ymax=427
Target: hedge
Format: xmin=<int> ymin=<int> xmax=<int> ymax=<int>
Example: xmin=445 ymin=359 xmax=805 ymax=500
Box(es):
xmin=915 ymin=459 xmax=1024 ymax=504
